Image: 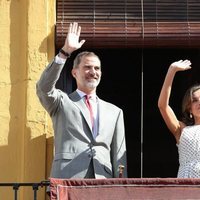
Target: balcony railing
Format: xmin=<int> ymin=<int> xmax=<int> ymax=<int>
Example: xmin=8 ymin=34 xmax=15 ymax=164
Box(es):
xmin=0 ymin=180 xmax=50 ymax=200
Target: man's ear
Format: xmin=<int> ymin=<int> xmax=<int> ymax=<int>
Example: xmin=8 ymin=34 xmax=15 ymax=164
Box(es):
xmin=71 ymin=68 xmax=76 ymax=78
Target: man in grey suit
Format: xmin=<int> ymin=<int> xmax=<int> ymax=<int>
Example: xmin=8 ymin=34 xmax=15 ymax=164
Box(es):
xmin=36 ymin=22 xmax=127 ymax=179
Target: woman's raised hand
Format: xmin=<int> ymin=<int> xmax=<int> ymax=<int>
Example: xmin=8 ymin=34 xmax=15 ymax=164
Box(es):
xmin=170 ymin=59 xmax=192 ymax=71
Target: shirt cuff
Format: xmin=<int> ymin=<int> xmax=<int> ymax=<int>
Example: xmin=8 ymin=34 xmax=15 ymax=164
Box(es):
xmin=54 ymin=55 xmax=66 ymax=65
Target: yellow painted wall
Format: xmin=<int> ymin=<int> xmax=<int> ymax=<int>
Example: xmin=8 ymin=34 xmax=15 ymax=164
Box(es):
xmin=0 ymin=0 xmax=55 ymax=199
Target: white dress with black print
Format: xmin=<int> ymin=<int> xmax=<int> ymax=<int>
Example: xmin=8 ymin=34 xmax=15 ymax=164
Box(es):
xmin=177 ymin=125 xmax=200 ymax=178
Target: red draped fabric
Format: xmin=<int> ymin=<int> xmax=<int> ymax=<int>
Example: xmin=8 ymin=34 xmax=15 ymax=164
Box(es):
xmin=50 ymin=178 xmax=200 ymax=200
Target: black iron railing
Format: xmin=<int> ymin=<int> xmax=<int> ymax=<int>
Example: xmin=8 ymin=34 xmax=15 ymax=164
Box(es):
xmin=0 ymin=180 xmax=50 ymax=200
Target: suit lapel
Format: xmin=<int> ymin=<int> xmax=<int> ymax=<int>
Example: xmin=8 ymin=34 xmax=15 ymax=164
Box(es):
xmin=96 ymin=98 xmax=106 ymax=139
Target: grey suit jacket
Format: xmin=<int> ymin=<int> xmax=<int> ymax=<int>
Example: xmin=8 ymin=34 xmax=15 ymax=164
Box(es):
xmin=36 ymin=58 xmax=127 ymax=179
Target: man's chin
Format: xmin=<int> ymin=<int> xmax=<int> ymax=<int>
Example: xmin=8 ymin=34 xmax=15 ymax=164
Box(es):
xmin=87 ymin=82 xmax=98 ymax=89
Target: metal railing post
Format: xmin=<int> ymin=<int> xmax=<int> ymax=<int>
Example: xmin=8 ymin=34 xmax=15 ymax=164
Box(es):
xmin=13 ymin=183 xmax=19 ymax=200
xmin=32 ymin=183 xmax=39 ymax=200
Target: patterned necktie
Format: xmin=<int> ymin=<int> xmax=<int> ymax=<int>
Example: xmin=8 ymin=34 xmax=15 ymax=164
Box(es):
xmin=85 ymin=95 xmax=94 ymax=128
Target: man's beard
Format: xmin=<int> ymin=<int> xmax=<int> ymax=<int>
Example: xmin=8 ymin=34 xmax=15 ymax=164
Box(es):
xmin=86 ymin=79 xmax=100 ymax=89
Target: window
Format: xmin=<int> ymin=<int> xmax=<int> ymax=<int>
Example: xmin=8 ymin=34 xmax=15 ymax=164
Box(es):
xmin=56 ymin=0 xmax=200 ymax=49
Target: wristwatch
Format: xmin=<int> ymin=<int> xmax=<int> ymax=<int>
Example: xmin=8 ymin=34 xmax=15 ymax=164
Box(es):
xmin=59 ymin=49 xmax=71 ymax=57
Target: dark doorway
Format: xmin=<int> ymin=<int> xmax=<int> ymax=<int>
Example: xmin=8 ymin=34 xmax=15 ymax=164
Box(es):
xmin=56 ymin=48 xmax=200 ymax=178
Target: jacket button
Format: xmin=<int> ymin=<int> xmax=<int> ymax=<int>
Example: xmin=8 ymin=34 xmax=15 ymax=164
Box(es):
xmin=89 ymin=143 xmax=93 ymax=148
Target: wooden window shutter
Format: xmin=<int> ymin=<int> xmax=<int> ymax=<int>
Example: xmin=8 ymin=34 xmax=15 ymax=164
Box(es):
xmin=56 ymin=0 xmax=200 ymax=48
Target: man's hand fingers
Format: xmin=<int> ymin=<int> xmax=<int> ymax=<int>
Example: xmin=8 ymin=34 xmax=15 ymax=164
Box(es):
xmin=79 ymin=40 xmax=86 ymax=47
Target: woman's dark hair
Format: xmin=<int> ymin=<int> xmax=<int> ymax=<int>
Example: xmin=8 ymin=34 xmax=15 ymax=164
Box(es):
xmin=182 ymin=84 xmax=200 ymax=125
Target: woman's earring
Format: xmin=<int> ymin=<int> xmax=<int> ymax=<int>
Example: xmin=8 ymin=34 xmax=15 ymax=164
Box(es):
xmin=190 ymin=113 xmax=193 ymax=118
